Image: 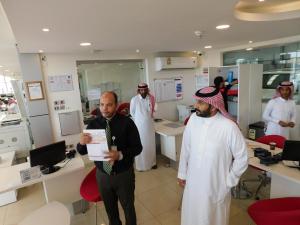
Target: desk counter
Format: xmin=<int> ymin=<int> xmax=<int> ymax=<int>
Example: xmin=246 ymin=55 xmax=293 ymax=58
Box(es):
xmin=0 ymin=155 xmax=85 ymax=205
xmin=246 ymin=139 xmax=300 ymax=198
xmin=154 ymin=120 xmax=185 ymax=161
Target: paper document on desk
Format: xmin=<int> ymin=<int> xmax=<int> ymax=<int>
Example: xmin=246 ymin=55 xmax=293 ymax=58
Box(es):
xmin=83 ymin=129 xmax=109 ymax=161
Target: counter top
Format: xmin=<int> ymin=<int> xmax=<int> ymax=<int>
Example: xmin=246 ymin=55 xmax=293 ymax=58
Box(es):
xmin=154 ymin=119 xmax=185 ymax=136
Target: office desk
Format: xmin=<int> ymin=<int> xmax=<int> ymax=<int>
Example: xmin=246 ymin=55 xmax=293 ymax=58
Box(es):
xmin=0 ymin=155 xmax=85 ymax=205
xmin=0 ymin=151 xmax=17 ymax=206
xmin=154 ymin=120 xmax=185 ymax=161
xmin=246 ymin=139 xmax=300 ymax=198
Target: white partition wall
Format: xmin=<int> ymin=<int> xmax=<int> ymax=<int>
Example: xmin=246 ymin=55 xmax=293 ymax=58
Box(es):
xmin=206 ymin=64 xmax=263 ymax=135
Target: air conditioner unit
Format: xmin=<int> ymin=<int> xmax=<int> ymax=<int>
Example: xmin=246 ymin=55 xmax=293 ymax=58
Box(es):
xmin=155 ymin=57 xmax=197 ymax=71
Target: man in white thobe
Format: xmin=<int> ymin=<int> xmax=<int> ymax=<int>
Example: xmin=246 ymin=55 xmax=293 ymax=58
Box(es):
xmin=178 ymin=86 xmax=248 ymax=225
xmin=130 ymin=83 xmax=157 ymax=171
xmin=263 ymin=81 xmax=296 ymax=139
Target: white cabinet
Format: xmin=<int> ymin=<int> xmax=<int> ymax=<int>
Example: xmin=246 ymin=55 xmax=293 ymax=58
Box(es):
xmin=160 ymin=134 xmax=183 ymax=161
xmin=0 ymin=121 xmax=32 ymax=157
xmin=155 ymin=120 xmax=185 ymax=161
xmin=203 ymin=64 xmax=263 ymax=135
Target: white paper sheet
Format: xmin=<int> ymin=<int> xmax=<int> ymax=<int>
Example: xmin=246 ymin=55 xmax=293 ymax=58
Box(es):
xmin=83 ymin=129 xmax=109 ymax=161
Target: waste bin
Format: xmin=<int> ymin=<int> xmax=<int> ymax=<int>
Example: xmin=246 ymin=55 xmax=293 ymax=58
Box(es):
xmin=248 ymin=121 xmax=265 ymax=140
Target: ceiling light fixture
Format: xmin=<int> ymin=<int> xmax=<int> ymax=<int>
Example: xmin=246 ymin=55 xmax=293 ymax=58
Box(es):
xmin=246 ymin=47 xmax=253 ymax=51
xmin=258 ymin=0 xmax=265 ymax=2
xmin=4 ymin=69 xmax=9 ymax=72
xmin=0 ymin=65 xmax=3 ymax=68
xmin=80 ymin=42 xmax=91 ymax=46
xmin=249 ymin=41 xmax=253 ymax=43
xmin=204 ymin=45 xmax=212 ymax=49
xmin=194 ymin=30 xmax=203 ymax=37
xmin=42 ymin=28 xmax=50 ymax=32
xmin=216 ymin=24 xmax=230 ymax=30
xmin=136 ymin=49 xmax=140 ymax=53
xmin=193 ymin=50 xmax=197 ymax=54
xmin=38 ymin=50 xmax=44 ymax=53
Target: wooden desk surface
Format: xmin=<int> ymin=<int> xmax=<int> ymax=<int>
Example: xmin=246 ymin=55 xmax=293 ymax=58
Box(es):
xmin=246 ymin=139 xmax=300 ymax=185
xmin=0 ymin=155 xmax=84 ymax=194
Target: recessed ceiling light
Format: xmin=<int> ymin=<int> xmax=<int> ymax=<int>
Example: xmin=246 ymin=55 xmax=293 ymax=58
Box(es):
xmin=0 ymin=65 xmax=3 ymax=68
xmin=216 ymin=24 xmax=230 ymax=30
xmin=80 ymin=42 xmax=91 ymax=46
xmin=4 ymin=69 xmax=9 ymax=72
xmin=258 ymin=0 xmax=265 ymax=2
xmin=42 ymin=28 xmax=50 ymax=32
xmin=246 ymin=47 xmax=253 ymax=51
xmin=194 ymin=30 xmax=203 ymax=37
xmin=249 ymin=41 xmax=253 ymax=43
xmin=38 ymin=50 xmax=44 ymax=53
xmin=136 ymin=49 xmax=140 ymax=53
xmin=204 ymin=45 xmax=212 ymax=49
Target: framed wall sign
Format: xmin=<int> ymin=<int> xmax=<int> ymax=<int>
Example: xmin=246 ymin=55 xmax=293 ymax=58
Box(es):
xmin=25 ymin=81 xmax=45 ymax=101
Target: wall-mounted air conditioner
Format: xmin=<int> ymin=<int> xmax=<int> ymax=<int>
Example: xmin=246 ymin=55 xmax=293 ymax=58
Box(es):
xmin=155 ymin=57 xmax=197 ymax=71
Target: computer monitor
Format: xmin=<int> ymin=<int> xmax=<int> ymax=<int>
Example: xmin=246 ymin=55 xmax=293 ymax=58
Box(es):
xmin=281 ymin=140 xmax=300 ymax=167
xmin=30 ymin=141 xmax=66 ymax=174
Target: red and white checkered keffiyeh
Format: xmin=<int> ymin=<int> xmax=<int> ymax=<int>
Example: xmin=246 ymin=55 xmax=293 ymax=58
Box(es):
xmin=193 ymin=86 xmax=235 ymax=122
xmin=273 ymin=81 xmax=294 ymax=99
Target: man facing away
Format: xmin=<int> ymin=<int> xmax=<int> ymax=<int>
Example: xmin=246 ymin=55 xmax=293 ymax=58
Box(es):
xmin=177 ymin=86 xmax=248 ymax=225
xmin=263 ymin=81 xmax=296 ymax=139
xmin=130 ymin=83 xmax=157 ymax=171
xmin=77 ymin=91 xmax=142 ymax=225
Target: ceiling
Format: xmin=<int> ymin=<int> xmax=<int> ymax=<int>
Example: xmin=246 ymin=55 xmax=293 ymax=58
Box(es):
xmin=0 ymin=0 xmax=300 ymax=56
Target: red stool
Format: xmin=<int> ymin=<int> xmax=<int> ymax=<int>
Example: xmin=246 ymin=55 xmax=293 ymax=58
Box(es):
xmin=80 ymin=167 xmax=102 ymax=224
xmin=248 ymin=197 xmax=300 ymax=225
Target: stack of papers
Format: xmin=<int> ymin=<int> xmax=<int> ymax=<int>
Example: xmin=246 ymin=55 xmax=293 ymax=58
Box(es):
xmin=83 ymin=129 xmax=110 ymax=161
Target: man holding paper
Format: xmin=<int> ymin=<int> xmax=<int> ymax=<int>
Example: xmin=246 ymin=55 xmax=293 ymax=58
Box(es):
xmin=77 ymin=91 xmax=142 ymax=225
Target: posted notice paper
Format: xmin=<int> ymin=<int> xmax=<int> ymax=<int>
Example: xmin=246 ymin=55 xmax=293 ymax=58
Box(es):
xmin=83 ymin=129 xmax=109 ymax=161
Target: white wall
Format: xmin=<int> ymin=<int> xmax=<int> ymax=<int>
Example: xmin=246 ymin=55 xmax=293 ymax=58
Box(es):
xmin=42 ymin=52 xmax=201 ymax=147
xmin=146 ymin=55 xmax=201 ymax=121
xmin=42 ymin=34 xmax=300 ymax=148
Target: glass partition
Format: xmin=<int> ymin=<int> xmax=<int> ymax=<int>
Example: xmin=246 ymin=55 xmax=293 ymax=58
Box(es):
xmin=76 ymin=60 xmax=146 ymax=123
xmin=223 ymin=42 xmax=300 ymax=104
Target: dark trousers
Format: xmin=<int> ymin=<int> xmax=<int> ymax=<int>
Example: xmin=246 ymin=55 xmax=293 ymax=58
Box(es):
xmin=96 ymin=168 xmax=136 ymax=225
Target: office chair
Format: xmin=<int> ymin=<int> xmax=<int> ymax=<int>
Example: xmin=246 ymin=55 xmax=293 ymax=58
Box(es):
xmin=248 ymin=197 xmax=300 ymax=225
xmin=80 ymin=167 xmax=102 ymax=225
xmin=256 ymin=135 xmax=286 ymax=149
xmin=183 ymin=116 xmax=190 ymax=125
xmin=242 ymin=135 xmax=286 ymax=200
xmin=117 ymin=102 xmax=130 ymax=116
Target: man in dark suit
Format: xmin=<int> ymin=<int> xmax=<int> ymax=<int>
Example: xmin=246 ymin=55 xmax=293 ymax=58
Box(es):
xmin=77 ymin=91 xmax=142 ymax=225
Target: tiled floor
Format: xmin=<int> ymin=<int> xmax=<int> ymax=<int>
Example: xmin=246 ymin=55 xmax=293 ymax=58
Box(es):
xmin=0 ymin=156 xmax=269 ymax=225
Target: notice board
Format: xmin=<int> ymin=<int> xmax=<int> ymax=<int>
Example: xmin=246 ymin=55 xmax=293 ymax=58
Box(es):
xmin=48 ymin=75 xmax=74 ymax=92
xmin=154 ymin=77 xmax=183 ymax=102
